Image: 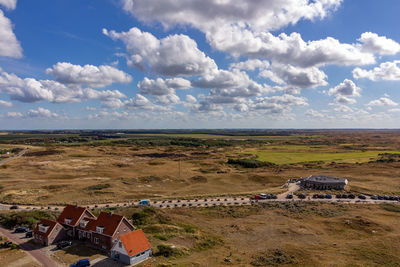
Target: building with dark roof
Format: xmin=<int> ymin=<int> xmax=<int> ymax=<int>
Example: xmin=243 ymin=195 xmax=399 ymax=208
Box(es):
xmin=111 ymin=229 xmax=151 ymax=265
xmin=299 ymin=175 xmax=348 ymax=190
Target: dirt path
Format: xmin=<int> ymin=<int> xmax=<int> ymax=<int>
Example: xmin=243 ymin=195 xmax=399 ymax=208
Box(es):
xmin=0 ymin=149 xmax=28 ymax=166
xmin=0 ymin=226 xmax=61 ymax=267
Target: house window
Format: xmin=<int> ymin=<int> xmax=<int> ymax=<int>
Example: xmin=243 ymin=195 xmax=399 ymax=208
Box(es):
xmin=96 ymin=226 xmax=104 ymax=234
xmin=82 ymin=231 xmax=85 ymax=237
xmin=123 ymin=227 xmax=126 ymax=232
xmin=94 ymin=237 xmax=99 ymax=244
xmin=87 ymin=233 xmax=91 ymax=239
xmin=117 ymin=230 xmax=120 ymax=234
xmin=118 ymin=241 xmax=122 ymax=248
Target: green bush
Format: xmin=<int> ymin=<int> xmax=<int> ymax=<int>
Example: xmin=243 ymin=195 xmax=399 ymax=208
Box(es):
xmin=131 ymin=207 xmax=156 ymax=226
xmin=83 ymin=184 xmax=110 ymax=191
xmin=156 ymin=244 xmax=182 ymax=257
xmin=0 ymin=210 xmax=57 ymax=229
xmin=227 ymin=158 xmax=276 ymax=168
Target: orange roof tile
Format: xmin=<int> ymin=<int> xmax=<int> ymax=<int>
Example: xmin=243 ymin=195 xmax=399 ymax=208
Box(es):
xmin=119 ymin=229 xmax=151 ymax=257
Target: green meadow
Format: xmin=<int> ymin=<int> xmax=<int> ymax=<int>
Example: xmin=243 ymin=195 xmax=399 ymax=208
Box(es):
xmin=249 ymin=146 xmax=400 ymax=164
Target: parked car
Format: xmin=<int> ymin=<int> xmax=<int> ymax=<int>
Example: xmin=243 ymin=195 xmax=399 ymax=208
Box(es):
xmin=271 ymin=194 xmax=277 ymax=199
xmin=138 ymin=199 xmax=150 ymax=206
xmin=57 ymin=240 xmax=72 ymax=249
xmin=318 ymin=194 xmax=325 ymax=199
xmin=0 ymin=241 xmax=12 ymax=248
xmin=286 ymin=193 xmax=293 ymax=199
xmin=336 ymin=194 xmax=342 ymax=199
xmin=358 ymin=195 xmax=366 ymax=200
xmin=25 ymin=231 xmax=33 ymax=238
xmin=9 ymin=205 xmax=18 ymax=210
xmin=312 ymin=194 xmax=319 ymax=199
xmin=325 ymin=194 xmax=332 ymax=199
xmin=255 ymin=194 xmax=268 ymax=200
xmin=341 ymin=194 xmax=348 ymax=199
xmin=348 ymin=194 xmax=355 ymax=199
xmin=70 ymin=259 xmax=90 ymax=267
xmin=371 ymin=195 xmax=378 ymax=200
xmin=298 ymin=193 xmax=306 ymax=199
xmin=14 ymin=226 xmax=29 ymax=233
xmin=377 ymin=195 xmax=384 ymax=200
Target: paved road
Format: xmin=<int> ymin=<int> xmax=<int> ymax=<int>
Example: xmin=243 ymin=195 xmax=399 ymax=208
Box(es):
xmin=0 ymin=149 xmax=28 ymax=166
xmin=0 ymin=226 xmax=59 ymax=267
xmin=1 ymin=194 xmax=399 ymax=212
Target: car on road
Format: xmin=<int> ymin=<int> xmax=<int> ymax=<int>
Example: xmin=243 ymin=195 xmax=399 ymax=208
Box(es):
xmin=9 ymin=205 xmax=19 ymax=210
xmin=271 ymin=194 xmax=277 ymax=199
xmin=325 ymin=194 xmax=332 ymax=199
xmin=358 ymin=195 xmax=366 ymax=200
xmin=312 ymin=194 xmax=319 ymax=199
xmin=70 ymin=259 xmax=90 ymax=267
xmin=348 ymin=194 xmax=355 ymax=199
xmin=371 ymin=195 xmax=378 ymax=200
xmin=25 ymin=231 xmax=33 ymax=238
xmin=255 ymin=193 xmax=268 ymax=200
xmin=14 ymin=226 xmax=29 ymax=233
xmin=298 ymin=193 xmax=307 ymax=199
xmin=336 ymin=194 xmax=342 ymax=199
xmin=286 ymin=193 xmax=293 ymax=199
xmin=138 ymin=199 xmax=150 ymax=206
xmin=57 ymin=240 xmax=72 ymax=249
xmin=318 ymin=194 xmax=325 ymax=199
xmin=341 ymin=194 xmax=348 ymax=199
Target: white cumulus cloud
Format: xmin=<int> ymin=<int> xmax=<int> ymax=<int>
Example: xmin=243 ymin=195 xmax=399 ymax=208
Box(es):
xmin=0 ymin=10 xmax=22 ymax=58
xmin=46 ymin=62 xmax=132 ymax=88
xmin=103 ymin=27 xmax=217 ymax=76
xmin=353 ymin=60 xmax=400 ymax=81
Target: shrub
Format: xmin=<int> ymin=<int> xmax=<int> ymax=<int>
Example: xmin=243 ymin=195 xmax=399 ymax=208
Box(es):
xmin=0 ymin=210 xmax=57 ymax=229
xmin=83 ymin=184 xmax=110 ymax=191
xmin=156 ymin=244 xmax=182 ymax=257
xmin=227 ymin=158 xmax=276 ymax=168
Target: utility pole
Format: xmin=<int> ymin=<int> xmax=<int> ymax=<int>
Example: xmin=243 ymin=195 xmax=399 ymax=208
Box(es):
xmin=179 ymin=155 xmax=181 ymax=180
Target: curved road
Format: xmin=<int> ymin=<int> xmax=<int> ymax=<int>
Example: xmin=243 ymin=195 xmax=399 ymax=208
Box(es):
xmin=0 ymin=226 xmax=58 ymax=267
xmin=0 ymin=149 xmax=28 ymax=166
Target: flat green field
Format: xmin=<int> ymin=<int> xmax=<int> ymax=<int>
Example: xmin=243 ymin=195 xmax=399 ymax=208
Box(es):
xmin=253 ymin=149 xmax=400 ymax=164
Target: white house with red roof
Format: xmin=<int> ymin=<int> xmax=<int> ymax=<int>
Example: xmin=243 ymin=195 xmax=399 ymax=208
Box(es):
xmin=111 ymin=229 xmax=151 ymax=265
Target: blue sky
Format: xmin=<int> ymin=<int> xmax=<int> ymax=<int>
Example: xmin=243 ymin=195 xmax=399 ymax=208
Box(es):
xmin=1 ymin=0 xmax=400 ymax=129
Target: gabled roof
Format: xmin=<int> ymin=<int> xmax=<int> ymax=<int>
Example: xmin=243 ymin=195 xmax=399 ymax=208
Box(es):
xmin=34 ymin=218 xmax=61 ymax=237
xmin=119 ymin=229 xmax=151 ymax=257
xmin=57 ymin=205 xmax=95 ymax=226
xmin=86 ymin=212 xmax=127 ymax=236
xmin=77 ymin=217 xmax=97 ymax=231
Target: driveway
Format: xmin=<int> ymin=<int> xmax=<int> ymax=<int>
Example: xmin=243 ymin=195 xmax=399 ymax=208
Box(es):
xmin=0 ymin=226 xmax=61 ymax=267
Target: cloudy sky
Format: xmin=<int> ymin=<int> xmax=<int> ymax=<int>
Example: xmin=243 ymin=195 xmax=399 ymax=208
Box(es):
xmin=1 ymin=0 xmax=400 ymax=129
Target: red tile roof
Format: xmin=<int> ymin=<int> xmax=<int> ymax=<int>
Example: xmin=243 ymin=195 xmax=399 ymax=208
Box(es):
xmin=86 ymin=212 xmax=125 ymax=236
xmin=119 ymin=229 xmax=151 ymax=257
xmin=57 ymin=205 xmax=95 ymax=226
xmin=34 ymin=219 xmax=60 ymax=237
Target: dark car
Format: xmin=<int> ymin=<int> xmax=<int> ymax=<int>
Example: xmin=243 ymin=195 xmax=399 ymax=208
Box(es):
xmin=371 ymin=195 xmax=378 ymax=200
xmin=378 ymin=195 xmax=384 ymax=200
xmin=336 ymin=194 xmax=342 ymax=199
xmin=70 ymin=259 xmax=90 ymax=267
xmin=341 ymin=194 xmax=348 ymax=199
xmin=271 ymin=194 xmax=278 ymax=199
xmin=358 ymin=195 xmax=366 ymax=200
xmin=348 ymin=194 xmax=355 ymax=199
xmin=57 ymin=240 xmax=72 ymax=249
xmin=312 ymin=194 xmax=319 ymax=199
xmin=14 ymin=226 xmax=29 ymax=233
xmin=286 ymin=194 xmax=293 ymax=199
xmin=384 ymin=196 xmax=390 ymax=200
xmin=318 ymin=194 xmax=325 ymax=199
xmin=9 ymin=205 xmax=19 ymax=210
xmin=298 ymin=193 xmax=306 ymax=199
xmin=325 ymin=194 xmax=332 ymax=199
xmin=25 ymin=231 xmax=33 ymax=238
